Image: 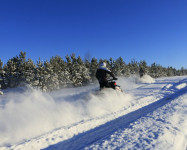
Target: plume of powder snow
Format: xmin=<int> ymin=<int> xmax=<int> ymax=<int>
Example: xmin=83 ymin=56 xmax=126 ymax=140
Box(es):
xmin=130 ymin=74 xmax=155 ymax=84
xmin=0 ymin=85 xmax=133 ymax=146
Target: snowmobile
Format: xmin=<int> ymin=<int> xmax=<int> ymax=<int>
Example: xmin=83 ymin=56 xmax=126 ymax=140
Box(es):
xmin=106 ymin=78 xmax=123 ymax=93
xmin=94 ymin=78 xmax=123 ymax=95
xmin=85 ymin=79 xmax=123 ymax=99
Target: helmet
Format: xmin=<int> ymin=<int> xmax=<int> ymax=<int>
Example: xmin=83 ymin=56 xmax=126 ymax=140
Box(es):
xmin=100 ymin=62 xmax=106 ymax=68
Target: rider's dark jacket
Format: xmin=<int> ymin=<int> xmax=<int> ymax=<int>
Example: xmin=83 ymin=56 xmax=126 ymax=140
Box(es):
xmin=95 ymin=67 xmax=115 ymax=88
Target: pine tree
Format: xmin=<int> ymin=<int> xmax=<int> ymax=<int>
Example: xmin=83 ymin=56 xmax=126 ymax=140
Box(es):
xmin=34 ymin=58 xmax=45 ymax=90
xmin=50 ymin=56 xmax=69 ymax=88
xmin=65 ymin=55 xmax=73 ymax=87
xmin=17 ymin=52 xmax=36 ymax=86
xmin=167 ymin=66 xmax=176 ymax=76
xmin=179 ymin=67 xmax=186 ymax=76
xmin=108 ymin=57 xmax=115 ymax=73
xmin=139 ymin=60 xmax=148 ymax=75
xmin=17 ymin=51 xmax=27 ymax=84
xmin=3 ymin=51 xmax=32 ymax=87
xmin=4 ymin=56 xmax=19 ymax=87
xmin=70 ymin=54 xmax=83 ymax=86
xmin=90 ymin=57 xmax=98 ymax=81
xmin=77 ymin=56 xmax=91 ymax=85
xmin=128 ymin=59 xmax=139 ymax=75
xmin=43 ymin=60 xmax=59 ymax=91
xmin=24 ymin=58 xmax=36 ymax=85
xmin=84 ymin=54 xmax=91 ymax=69
xmin=113 ymin=57 xmax=127 ymax=76
xmin=149 ymin=63 xmax=167 ymax=78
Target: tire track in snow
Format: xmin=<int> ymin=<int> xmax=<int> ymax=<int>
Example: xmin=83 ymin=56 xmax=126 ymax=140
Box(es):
xmin=43 ymin=79 xmax=187 ymax=150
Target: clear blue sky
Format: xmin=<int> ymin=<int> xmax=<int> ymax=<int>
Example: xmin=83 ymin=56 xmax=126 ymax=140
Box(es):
xmin=0 ymin=0 xmax=187 ymax=69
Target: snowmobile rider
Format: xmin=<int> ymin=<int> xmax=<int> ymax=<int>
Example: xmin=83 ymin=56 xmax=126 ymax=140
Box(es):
xmin=96 ymin=62 xmax=117 ymax=89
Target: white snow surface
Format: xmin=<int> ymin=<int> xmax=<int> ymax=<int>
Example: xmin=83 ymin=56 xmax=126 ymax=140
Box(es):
xmin=0 ymin=91 xmax=3 ymax=95
xmin=0 ymin=75 xmax=187 ymax=150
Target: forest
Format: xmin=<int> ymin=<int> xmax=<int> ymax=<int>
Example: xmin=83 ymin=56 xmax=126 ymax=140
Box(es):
xmin=0 ymin=51 xmax=187 ymax=92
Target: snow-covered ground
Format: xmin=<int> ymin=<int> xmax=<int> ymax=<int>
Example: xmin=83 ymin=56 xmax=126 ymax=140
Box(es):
xmin=0 ymin=75 xmax=187 ymax=150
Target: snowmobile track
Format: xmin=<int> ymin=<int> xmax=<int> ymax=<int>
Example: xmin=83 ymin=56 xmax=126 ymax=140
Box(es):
xmin=43 ymin=81 xmax=187 ymax=150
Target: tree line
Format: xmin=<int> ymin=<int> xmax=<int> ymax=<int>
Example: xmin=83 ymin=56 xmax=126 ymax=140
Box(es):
xmin=0 ymin=51 xmax=186 ymax=92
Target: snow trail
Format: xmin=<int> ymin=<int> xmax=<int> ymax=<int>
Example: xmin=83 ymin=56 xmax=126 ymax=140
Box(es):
xmin=44 ymin=79 xmax=187 ymax=150
xmin=0 ymin=76 xmax=187 ymax=150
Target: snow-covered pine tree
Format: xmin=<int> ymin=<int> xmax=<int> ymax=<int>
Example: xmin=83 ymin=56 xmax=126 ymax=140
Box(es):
xmin=4 ymin=56 xmax=20 ymax=87
xmin=166 ymin=66 xmax=176 ymax=76
xmin=70 ymin=54 xmax=84 ymax=86
xmin=43 ymin=60 xmax=59 ymax=91
xmin=3 ymin=51 xmax=33 ymax=87
xmin=65 ymin=54 xmax=91 ymax=87
xmin=50 ymin=56 xmax=72 ymax=88
xmin=149 ymin=63 xmax=157 ymax=78
xmin=179 ymin=67 xmax=186 ymax=76
xmin=108 ymin=57 xmax=115 ymax=73
xmin=44 ymin=61 xmax=59 ymax=91
xmin=16 ymin=52 xmax=37 ymax=86
xmin=65 ymin=55 xmax=74 ymax=87
xmin=24 ymin=58 xmax=36 ymax=86
xmin=90 ymin=57 xmax=98 ymax=82
xmin=50 ymin=56 xmax=63 ymax=74
xmin=84 ymin=57 xmax=91 ymax=69
xmin=128 ymin=59 xmax=139 ymax=75
xmin=149 ymin=63 xmax=167 ymax=78
xmin=17 ymin=51 xmax=27 ymax=82
xmin=1 ymin=64 xmax=8 ymax=88
xmin=50 ymin=56 xmax=63 ymax=87
xmin=113 ymin=57 xmax=127 ymax=76
xmin=139 ymin=60 xmax=148 ymax=75
xmin=77 ymin=56 xmax=91 ymax=85
xmin=34 ymin=58 xmax=45 ymax=91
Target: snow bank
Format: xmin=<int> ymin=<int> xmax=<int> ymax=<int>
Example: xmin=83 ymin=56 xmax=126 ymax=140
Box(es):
xmin=0 ymin=91 xmax=3 ymax=95
xmin=0 ymin=86 xmax=132 ymax=146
